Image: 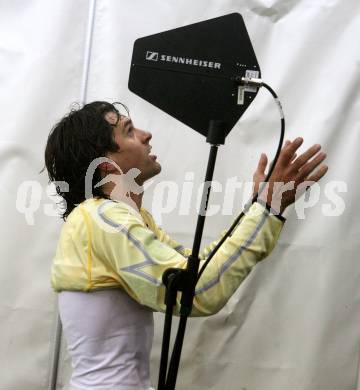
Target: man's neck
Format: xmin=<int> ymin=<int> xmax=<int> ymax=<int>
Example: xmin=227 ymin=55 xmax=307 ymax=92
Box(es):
xmin=130 ymin=192 xmax=143 ymax=210
xmin=101 ymin=182 xmax=144 ymax=211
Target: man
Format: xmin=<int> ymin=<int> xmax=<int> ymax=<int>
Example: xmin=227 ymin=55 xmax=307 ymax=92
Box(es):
xmin=45 ymin=101 xmax=328 ymax=390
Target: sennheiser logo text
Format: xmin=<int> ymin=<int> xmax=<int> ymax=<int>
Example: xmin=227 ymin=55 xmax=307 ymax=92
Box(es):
xmin=145 ymin=51 xmax=221 ymax=69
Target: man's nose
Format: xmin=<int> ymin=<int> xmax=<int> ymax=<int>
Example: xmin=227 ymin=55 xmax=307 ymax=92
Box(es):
xmin=138 ymin=128 xmax=152 ymax=143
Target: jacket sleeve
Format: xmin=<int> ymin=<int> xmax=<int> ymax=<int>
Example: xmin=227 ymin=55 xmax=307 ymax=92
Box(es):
xmin=89 ymin=200 xmax=284 ymax=316
xmin=139 ymin=208 xmax=228 ymax=261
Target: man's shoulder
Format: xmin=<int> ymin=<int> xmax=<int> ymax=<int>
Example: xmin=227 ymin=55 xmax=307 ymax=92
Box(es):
xmin=72 ymin=198 xmax=146 ymax=231
xmin=68 ymin=197 xmax=137 ymax=216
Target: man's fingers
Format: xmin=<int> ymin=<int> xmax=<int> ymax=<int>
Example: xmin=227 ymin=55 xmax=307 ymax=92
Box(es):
xmin=257 ymin=153 xmax=268 ymax=174
xmin=295 ymin=164 xmax=328 ymax=197
xmin=279 ymin=137 xmax=304 ymax=165
xmin=306 ymin=165 xmax=329 ymax=183
xmin=292 ymin=144 xmax=322 ymax=171
xmin=290 ymin=153 xmax=297 ymax=162
xmin=297 ymin=152 xmax=327 ymax=180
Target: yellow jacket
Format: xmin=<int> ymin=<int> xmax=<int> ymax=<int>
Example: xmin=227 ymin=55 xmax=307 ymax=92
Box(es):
xmin=51 ymin=198 xmax=284 ymax=316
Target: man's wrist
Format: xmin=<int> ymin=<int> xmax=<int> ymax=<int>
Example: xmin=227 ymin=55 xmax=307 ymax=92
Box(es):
xmin=254 ymin=197 xmax=286 ymax=222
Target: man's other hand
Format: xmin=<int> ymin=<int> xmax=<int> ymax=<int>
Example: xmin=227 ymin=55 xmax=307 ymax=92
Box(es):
xmin=253 ymin=137 xmax=328 ymax=214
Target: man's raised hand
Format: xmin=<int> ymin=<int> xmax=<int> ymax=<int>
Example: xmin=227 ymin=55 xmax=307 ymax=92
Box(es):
xmin=253 ymin=137 xmax=328 ymax=214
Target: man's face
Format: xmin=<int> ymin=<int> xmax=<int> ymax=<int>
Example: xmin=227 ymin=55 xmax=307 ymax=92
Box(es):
xmin=104 ymin=111 xmax=161 ymax=184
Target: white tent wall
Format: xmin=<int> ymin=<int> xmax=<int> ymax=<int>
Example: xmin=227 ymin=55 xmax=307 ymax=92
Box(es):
xmin=0 ymin=1 xmax=359 ymax=389
xmin=0 ymin=1 xmax=90 ymax=389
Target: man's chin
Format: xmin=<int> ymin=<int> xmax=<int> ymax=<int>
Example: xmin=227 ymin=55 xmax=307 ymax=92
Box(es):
xmin=152 ymin=162 xmax=162 ymax=176
xmin=141 ymin=163 xmax=161 ymax=183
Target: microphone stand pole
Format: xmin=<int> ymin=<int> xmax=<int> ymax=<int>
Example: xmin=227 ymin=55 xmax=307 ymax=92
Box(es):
xmin=158 ymin=120 xmax=226 ymax=390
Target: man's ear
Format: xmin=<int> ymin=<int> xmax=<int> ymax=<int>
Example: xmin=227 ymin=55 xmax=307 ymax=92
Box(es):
xmin=98 ymin=161 xmax=117 ymax=173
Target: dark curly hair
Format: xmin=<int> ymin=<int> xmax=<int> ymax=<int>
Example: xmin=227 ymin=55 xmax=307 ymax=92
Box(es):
xmin=44 ymin=101 xmax=128 ymax=220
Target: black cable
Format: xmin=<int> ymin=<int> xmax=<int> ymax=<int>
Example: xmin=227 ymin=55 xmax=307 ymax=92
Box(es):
xmin=196 ymin=81 xmax=285 ymax=284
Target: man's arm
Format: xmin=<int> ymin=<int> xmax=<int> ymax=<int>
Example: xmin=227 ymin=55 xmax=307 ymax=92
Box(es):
xmin=88 ymin=199 xmax=283 ymax=316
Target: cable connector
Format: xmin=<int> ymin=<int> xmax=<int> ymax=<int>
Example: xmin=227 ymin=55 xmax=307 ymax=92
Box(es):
xmin=240 ymin=76 xmax=263 ymax=87
xmin=235 ymin=76 xmax=263 ymax=105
